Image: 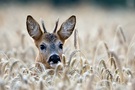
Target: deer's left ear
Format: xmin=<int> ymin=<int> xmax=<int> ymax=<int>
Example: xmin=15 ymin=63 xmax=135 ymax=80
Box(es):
xmin=26 ymin=15 xmax=43 ymax=40
xmin=57 ymin=15 xmax=76 ymax=41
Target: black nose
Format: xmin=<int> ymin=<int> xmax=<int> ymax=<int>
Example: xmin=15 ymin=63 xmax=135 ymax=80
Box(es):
xmin=48 ymin=54 xmax=61 ymax=64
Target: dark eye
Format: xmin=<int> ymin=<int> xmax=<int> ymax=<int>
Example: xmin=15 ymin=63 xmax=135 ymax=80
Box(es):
xmin=40 ymin=44 xmax=46 ymax=50
xmin=59 ymin=44 xmax=63 ymax=49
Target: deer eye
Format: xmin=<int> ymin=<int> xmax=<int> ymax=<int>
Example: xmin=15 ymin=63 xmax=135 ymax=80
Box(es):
xmin=40 ymin=44 xmax=46 ymax=50
xmin=59 ymin=44 xmax=63 ymax=49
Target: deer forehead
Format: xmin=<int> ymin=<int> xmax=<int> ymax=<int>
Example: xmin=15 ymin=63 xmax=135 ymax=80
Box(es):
xmin=35 ymin=33 xmax=62 ymax=48
xmin=35 ymin=33 xmax=61 ymax=45
xmin=43 ymin=33 xmax=58 ymax=43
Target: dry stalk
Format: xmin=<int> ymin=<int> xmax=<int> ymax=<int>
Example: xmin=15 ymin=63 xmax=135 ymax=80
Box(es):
xmin=119 ymin=26 xmax=126 ymax=43
xmin=68 ymin=50 xmax=80 ymax=67
xmin=9 ymin=60 xmax=20 ymax=74
xmin=21 ymin=32 xmax=25 ymax=49
xmin=62 ymin=68 xmax=70 ymax=85
xmin=110 ymin=57 xmax=117 ymax=69
xmin=39 ymin=80 xmax=44 ymax=90
xmin=93 ymin=41 xmax=105 ymax=69
xmin=70 ymin=58 xmax=76 ymax=68
xmin=54 ymin=63 xmax=63 ymax=76
xmin=74 ymin=29 xmax=79 ymax=50
xmin=35 ymin=62 xmax=46 ymax=72
xmin=0 ymin=79 xmax=5 ymax=90
xmin=110 ymin=51 xmax=124 ymax=83
xmin=61 ymin=54 xmax=66 ymax=67
xmin=99 ymin=60 xmax=107 ymax=69
xmin=104 ymin=42 xmax=110 ymax=58
xmin=86 ymin=74 xmax=94 ymax=90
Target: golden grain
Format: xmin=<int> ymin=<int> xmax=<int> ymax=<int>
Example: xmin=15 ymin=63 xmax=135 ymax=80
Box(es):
xmin=0 ymin=5 xmax=134 ymax=90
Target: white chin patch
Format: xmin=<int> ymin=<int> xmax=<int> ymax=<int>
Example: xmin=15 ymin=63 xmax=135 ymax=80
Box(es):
xmin=50 ymin=61 xmax=61 ymax=68
xmin=50 ymin=64 xmax=57 ymax=68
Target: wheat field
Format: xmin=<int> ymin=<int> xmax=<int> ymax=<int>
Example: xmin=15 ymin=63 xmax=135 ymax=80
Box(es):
xmin=0 ymin=3 xmax=135 ymax=90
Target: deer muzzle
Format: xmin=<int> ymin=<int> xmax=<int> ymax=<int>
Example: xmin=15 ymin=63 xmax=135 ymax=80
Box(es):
xmin=48 ymin=54 xmax=61 ymax=68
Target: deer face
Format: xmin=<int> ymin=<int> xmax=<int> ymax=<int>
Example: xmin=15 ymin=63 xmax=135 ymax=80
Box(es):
xmin=26 ymin=15 xmax=76 ymax=69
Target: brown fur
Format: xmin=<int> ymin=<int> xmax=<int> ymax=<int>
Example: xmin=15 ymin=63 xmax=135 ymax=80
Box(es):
xmin=34 ymin=33 xmax=61 ymax=69
xmin=26 ymin=15 xmax=76 ymax=70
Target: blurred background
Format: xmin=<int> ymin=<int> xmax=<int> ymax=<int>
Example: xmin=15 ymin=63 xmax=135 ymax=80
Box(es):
xmin=0 ymin=0 xmax=135 ymax=61
xmin=0 ymin=1 xmax=135 ymax=90
xmin=0 ymin=0 xmax=135 ymax=8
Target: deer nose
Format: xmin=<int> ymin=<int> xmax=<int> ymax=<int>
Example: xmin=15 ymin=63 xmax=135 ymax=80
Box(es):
xmin=48 ymin=54 xmax=61 ymax=64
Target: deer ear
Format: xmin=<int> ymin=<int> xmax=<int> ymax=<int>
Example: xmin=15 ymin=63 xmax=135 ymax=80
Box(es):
xmin=57 ymin=15 xmax=76 ymax=41
xmin=26 ymin=15 xmax=43 ymax=40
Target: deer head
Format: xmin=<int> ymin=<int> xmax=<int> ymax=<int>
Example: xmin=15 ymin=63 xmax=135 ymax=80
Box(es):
xmin=26 ymin=15 xmax=76 ymax=69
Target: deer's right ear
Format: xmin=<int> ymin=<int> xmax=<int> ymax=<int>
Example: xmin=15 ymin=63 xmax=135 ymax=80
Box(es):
xmin=57 ymin=15 xmax=76 ymax=42
xmin=26 ymin=15 xmax=43 ymax=40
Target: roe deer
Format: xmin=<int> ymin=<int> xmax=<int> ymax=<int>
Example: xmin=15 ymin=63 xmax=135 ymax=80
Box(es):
xmin=26 ymin=15 xmax=76 ymax=69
